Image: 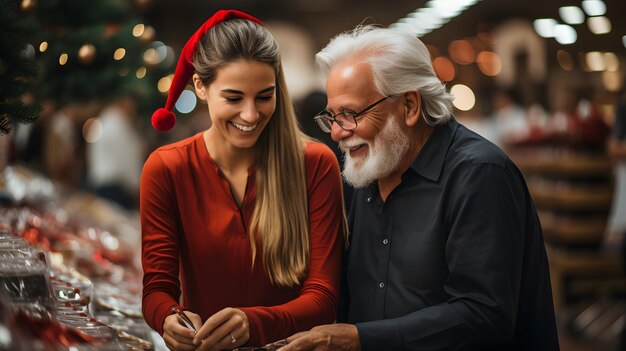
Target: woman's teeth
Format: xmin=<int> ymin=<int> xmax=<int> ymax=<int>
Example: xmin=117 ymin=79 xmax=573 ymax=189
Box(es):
xmin=231 ymin=122 xmax=258 ymax=132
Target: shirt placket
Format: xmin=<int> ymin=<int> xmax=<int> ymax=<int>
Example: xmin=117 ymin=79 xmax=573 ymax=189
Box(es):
xmin=370 ymin=191 xmax=393 ymax=319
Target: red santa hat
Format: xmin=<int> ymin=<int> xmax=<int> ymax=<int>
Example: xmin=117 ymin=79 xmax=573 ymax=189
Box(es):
xmin=151 ymin=10 xmax=264 ymax=131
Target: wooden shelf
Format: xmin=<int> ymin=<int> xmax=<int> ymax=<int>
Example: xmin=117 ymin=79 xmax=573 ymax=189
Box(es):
xmin=528 ymin=180 xmax=613 ymax=210
xmin=539 ymin=211 xmax=607 ymax=245
xmin=507 ymin=145 xmax=618 ymax=315
xmin=507 ymin=148 xmax=611 ymax=177
xmin=547 ymin=248 xmax=624 ymax=312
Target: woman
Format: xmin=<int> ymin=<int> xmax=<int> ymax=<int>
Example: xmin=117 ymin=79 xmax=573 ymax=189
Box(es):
xmin=140 ymin=10 xmax=345 ymax=351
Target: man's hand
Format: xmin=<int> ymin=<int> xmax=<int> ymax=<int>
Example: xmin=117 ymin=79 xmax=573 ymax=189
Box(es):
xmin=281 ymin=324 xmax=360 ymax=351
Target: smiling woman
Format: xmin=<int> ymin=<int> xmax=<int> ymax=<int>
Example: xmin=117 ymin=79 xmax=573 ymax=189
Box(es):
xmin=193 ymin=59 xmax=276 ymax=151
xmin=140 ymin=9 xmax=347 ymax=351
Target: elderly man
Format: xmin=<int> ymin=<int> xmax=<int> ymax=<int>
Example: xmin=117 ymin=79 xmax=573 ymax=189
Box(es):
xmin=282 ymin=25 xmax=559 ymax=351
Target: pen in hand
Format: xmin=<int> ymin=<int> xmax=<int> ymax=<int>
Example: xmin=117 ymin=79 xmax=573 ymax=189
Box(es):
xmin=172 ymin=307 xmax=197 ymax=333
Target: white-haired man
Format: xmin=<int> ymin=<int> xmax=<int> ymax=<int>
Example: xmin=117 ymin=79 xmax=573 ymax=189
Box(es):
xmin=282 ymin=25 xmax=559 ymax=351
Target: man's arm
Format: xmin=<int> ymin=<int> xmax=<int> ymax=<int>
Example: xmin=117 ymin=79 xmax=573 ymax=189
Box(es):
xmin=356 ymin=161 xmax=533 ymax=350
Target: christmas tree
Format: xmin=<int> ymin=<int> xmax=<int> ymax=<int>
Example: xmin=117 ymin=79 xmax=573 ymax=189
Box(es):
xmin=32 ymin=0 xmax=171 ymax=116
xmin=0 ymin=0 xmax=41 ymax=135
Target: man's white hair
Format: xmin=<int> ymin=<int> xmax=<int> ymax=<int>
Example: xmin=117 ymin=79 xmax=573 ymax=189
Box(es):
xmin=316 ymin=25 xmax=454 ymax=125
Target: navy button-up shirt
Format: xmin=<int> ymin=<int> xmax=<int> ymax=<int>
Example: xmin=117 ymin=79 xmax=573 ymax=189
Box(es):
xmin=339 ymin=118 xmax=559 ymax=351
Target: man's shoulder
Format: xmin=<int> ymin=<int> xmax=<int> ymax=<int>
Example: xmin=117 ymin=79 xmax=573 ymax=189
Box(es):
xmin=448 ymin=123 xmax=511 ymax=168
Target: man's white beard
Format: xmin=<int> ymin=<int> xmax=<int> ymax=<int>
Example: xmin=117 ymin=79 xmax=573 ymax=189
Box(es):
xmin=340 ymin=114 xmax=410 ymax=188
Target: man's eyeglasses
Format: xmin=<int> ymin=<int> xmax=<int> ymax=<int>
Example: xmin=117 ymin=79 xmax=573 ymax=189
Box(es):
xmin=314 ymin=96 xmax=392 ymax=133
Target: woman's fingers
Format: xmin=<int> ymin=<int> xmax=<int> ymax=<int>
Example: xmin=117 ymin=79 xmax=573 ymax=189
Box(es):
xmin=194 ymin=308 xmax=250 ymax=350
xmin=162 ymin=313 xmax=199 ymax=350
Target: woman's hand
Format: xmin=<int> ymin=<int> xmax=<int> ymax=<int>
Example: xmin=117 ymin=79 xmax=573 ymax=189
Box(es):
xmin=162 ymin=310 xmax=202 ymax=351
xmin=193 ymin=307 xmax=250 ymax=351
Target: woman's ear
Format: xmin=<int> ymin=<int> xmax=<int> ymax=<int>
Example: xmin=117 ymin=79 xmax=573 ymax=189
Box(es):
xmin=403 ymin=90 xmax=421 ymax=127
xmin=192 ymin=73 xmax=207 ymax=102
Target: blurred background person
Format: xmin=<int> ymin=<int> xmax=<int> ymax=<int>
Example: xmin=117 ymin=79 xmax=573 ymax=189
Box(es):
xmin=86 ymin=95 xmax=144 ymax=210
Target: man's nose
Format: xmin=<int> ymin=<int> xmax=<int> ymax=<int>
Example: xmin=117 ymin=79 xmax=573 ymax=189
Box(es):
xmin=330 ymin=121 xmax=352 ymax=142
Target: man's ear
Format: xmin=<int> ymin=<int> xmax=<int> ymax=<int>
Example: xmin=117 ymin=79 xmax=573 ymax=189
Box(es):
xmin=192 ymin=73 xmax=207 ymax=102
xmin=403 ymin=90 xmax=421 ymax=127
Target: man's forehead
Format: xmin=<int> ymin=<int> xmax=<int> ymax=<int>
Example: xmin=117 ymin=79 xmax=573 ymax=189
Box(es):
xmin=326 ymin=61 xmax=376 ymax=102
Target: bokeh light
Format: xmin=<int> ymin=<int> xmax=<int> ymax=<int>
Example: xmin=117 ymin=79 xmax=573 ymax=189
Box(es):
xmin=83 ymin=118 xmax=102 ymax=143
xmin=448 ymin=40 xmax=475 ymax=65
xmin=476 ymin=51 xmax=501 ymax=76
xmin=450 ymin=84 xmax=475 ymax=111
xmin=556 ymin=50 xmax=574 ymax=71
xmin=175 ymin=90 xmax=198 ymax=114
xmin=433 ymin=56 xmax=455 ymax=82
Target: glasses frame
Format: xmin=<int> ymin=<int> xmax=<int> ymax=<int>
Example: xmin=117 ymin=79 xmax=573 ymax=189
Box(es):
xmin=314 ymin=95 xmax=393 ymax=133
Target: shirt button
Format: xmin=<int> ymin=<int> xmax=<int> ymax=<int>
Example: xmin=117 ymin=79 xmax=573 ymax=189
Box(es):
xmin=382 ymin=238 xmax=389 ymax=245
xmin=367 ymin=197 xmax=373 ymax=203
xmin=379 ymin=282 xmax=385 ymax=289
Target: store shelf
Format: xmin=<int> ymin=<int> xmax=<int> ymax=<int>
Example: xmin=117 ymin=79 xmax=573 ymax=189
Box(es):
xmin=547 ymin=248 xmax=624 ymax=313
xmin=508 ymin=148 xmax=612 ymax=178
xmin=539 ymin=211 xmax=607 ymax=245
xmin=508 ymin=144 xmax=618 ymax=317
xmin=529 ymin=180 xmax=613 ymax=210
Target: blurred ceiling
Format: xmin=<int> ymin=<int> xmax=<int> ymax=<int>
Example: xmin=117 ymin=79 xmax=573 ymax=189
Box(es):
xmin=146 ymin=0 xmax=626 ymax=54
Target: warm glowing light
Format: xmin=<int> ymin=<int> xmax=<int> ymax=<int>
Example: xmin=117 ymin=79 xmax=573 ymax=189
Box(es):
xmin=59 ymin=53 xmax=68 ymax=65
xmin=604 ymin=52 xmax=619 ymax=71
xmin=39 ymin=41 xmax=48 ymax=52
xmin=476 ymin=51 xmax=501 ymax=76
xmin=602 ymin=71 xmax=622 ymax=92
xmin=136 ymin=67 xmax=147 ymax=79
xmin=448 ymin=40 xmax=475 ymax=65
xmin=83 ymin=118 xmax=102 ymax=143
xmin=556 ymin=50 xmax=574 ymax=71
xmin=450 ymin=84 xmax=475 ymax=111
xmin=533 ymin=18 xmax=557 ymax=38
xmin=113 ymin=48 xmax=126 ymax=60
xmin=141 ymin=26 xmax=155 ymax=42
xmin=559 ymin=6 xmax=584 ymax=25
xmin=433 ymin=56 xmax=455 ymax=82
xmin=587 ymin=16 xmax=611 ymax=34
xmin=158 ymin=75 xmax=173 ymax=93
xmin=132 ymin=24 xmax=145 ymax=37
xmin=586 ymin=51 xmax=605 ymax=71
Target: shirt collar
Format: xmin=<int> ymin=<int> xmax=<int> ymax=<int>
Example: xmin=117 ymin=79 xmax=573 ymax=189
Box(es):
xmin=408 ymin=116 xmax=459 ymax=182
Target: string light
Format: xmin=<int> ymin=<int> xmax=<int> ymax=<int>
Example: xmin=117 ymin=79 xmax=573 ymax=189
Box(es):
xmin=113 ymin=48 xmax=126 ymax=60
xmin=132 ymin=24 xmax=145 ymax=37
xmin=39 ymin=41 xmax=48 ymax=52
xmin=59 ymin=53 xmax=68 ymax=65
xmin=136 ymin=67 xmax=147 ymax=79
xmin=158 ymin=75 xmax=173 ymax=93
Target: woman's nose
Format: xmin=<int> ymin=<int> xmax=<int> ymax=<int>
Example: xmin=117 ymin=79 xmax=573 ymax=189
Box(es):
xmin=240 ymin=100 xmax=260 ymax=123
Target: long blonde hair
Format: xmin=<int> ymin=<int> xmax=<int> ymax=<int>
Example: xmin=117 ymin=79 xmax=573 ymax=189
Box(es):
xmin=193 ymin=19 xmax=309 ymax=286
